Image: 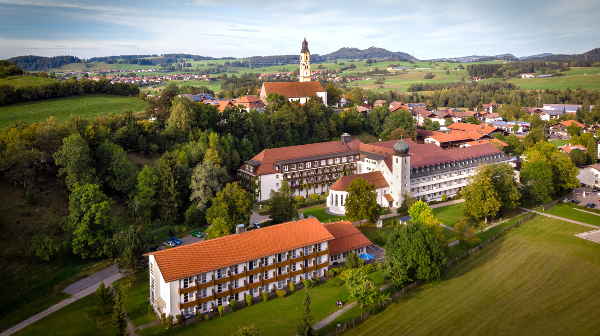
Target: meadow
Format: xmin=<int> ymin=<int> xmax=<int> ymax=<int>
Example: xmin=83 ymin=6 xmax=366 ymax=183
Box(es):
xmin=0 ymin=94 xmax=147 ymax=129
xmin=345 ymin=216 xmax=600 ymax=336
xmin=0 ymin=76 xmax=57 ymax=88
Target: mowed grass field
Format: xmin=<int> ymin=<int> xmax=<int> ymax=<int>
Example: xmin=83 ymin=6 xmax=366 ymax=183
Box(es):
xmin=346 ymin=216 xmax=600 ymax=336
xmin=0 ymin=94 xmax=147 ymax=129
xmin=544 ymin=204 xmax=600 ymax=226
xmin=0 ymin=76 xmax=57 ymax=88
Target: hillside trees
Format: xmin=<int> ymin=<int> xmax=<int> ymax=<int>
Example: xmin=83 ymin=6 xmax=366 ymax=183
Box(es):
xmin=54 ymin=133 xmax=97 ymax=191
xmin=95 ymin=141 xmax=137 ymax=195
xmin=206 ymin=182 xmax=253 ymax=234
xmin=190 ymin=159 xmax=229 ymax=211
xmin=380 ymin=110 xmax=416 ymax=140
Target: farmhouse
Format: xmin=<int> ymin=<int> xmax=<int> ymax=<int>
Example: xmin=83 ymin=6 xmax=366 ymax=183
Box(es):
xmin=146 ymin=218 xmax=372 ymax=319
xmin=548 ymin=120 xmax=586 ymax=137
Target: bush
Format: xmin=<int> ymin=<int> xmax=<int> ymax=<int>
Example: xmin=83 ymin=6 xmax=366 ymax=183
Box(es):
xmin=246 ymin=294 xmax=253 ymax=306
xmin=262 ymin=291 xmax=269 ymax=302
xmin=303 ymin=279 xmax=313 ymax=288
xmin=230 ymin=299 xmax=237 ymax=312
xmin=218 ymin=305 xmax=224 ymax=317
xmin=25 ymin=188 xmax=36 ymax=205
xmin=314 ymin=276 xmax=320 ymax=284
xmin=204 ymin=314 xmax=210 ymax=321
xmin=361 ymin=263 xmax=376 ymax=274
xmin=328 ymin=277 xmax=345 ymax=286
xmin=371 ymin=304 xmax=382 ymax=314
xmin=295 ymin=195 xmax=305 ymax=204
xmin=175 ymin=314 xmax=184 ymax=325
xmin=289 ymin=282 xmax=295 ymax=292
xmin=442 ymin=194 xmax=447 ymax=202
xmin=309 ymin=193 xmax=320 ymax=202
xmin=276 ymin=290 xmax=287 ymax=298
xmin=328 ymin=269 xmax=335 ymax=277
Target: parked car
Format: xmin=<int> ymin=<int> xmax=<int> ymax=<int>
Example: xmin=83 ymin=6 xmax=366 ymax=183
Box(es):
xmin=572 ymin=199 xmax=581 ymax=204
xmin=191 ymin=230 xmax=203 ymax=238
xmin=251 ymin=222 xmax=261 ymax=228
xmin=163 ymin=241 xmax=176 ymax=247
xmin=592 ymin=187 xmax=599 ymax=192
xmin=564 ymin=198 xmax=571 ymax=203
xmin=586 ymin=203 xmax=596 ymax=208
xmin=148 ymin=246 xmax=160 ymax=252
xmin=169 ymin=237 xmax=182 ymax=245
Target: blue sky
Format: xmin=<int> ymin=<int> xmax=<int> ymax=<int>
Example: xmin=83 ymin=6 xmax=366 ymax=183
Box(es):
xmin=1 ymin=0 xmax=599 ymax=60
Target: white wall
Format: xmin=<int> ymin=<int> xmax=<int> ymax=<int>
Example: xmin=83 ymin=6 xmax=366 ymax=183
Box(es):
xmin=259 ymin=173 xmax=279 ymax=202
xmin=577 ymin=167 xmax=600 ymax=187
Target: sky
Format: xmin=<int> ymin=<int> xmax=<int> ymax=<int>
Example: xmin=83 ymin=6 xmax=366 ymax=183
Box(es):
xmin=1 ymin=0 xmax=600 ymax=60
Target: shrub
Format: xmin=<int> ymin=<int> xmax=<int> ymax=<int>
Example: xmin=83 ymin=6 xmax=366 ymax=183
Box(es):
xmin=262 ymin=291 xmax=269 ymax=302
xmin=289 ymin=282 xmax=295 ymax=292
xmin=371 ymin=304 xmax=382 ymax=314
xmin=166 ymin=315 xmax=174 ymax=328
xmin=361 ymin=263 xmax=376 ymax=274
xmin=328 ymin=277 xmax=345 ymax=286
xmin=246 ymin=294 xmax=253 ymax=306
xmin=315 ymin=276 xmax=321 ymax=284
xmin=295 ymin=195 xmax=305 ymax=204
xmin=441 ymin=194 xmax=447 ymax=202
xmin=309 ymin=193 xmax=320 ymax=202
xmin=218 ymin=305 xmax=224 ymax=317
xmin=303 ymin=279 xmax=313 ymax=288
xmin=276 ymin=290 xmax=287 ymax=298
xmin=328 ymin=269 xmax=335 ymax=278
xmin=230 ymin=299 xmax=237 ymax=312
xmin=164 ymin=244 xmax=171 ymax=250
xmin=204 ymin=314 xmax=210 ymax=321
xmin=175 ymin=314 xmax=184 ymax=325
xmin=25 ymin=188 xmax=36 ymax=205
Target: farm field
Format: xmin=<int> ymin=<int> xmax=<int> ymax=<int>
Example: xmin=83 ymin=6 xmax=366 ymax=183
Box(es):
xmin=506 ymin=74 xmax=600 ymax=91
xmin=140 ymin=80 xmax=222 ymax=95
xmin=0 ymin=94 xmax=147 ymax=129
xmin=345 ymin=216 xmax=600 ymax=336
xmin=0 ymin=76 xmax=57 ymax=88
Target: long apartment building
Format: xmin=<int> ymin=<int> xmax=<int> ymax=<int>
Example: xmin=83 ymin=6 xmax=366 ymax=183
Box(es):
xmin=147 ymin=218 xmax=372 ymax=319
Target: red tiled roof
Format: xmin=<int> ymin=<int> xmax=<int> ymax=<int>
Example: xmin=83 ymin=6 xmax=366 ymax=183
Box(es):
xmin=384 ymin=194 xmax=394 ymax=202
xmin=416 ymin=129 xmax=444 ymax=138
xmin=559 ymin=120 xmax=585 ymax=128
xmin=148 ymin=218 xmax=334 ymax=283
xmin=559 ymin=145 xmax=587 ymax=153
xmin=466 ymin=138 xmax=508 ymax=147
xmin=426 ymin=132 xmax=472 ymax=143
xmin=262 ymin=82 xmax=325 ymax=98
xmin=448 ymin=122 xmax=498 ymax=134
xmin=449 ymin=129 xmax=488 ymax=141
xmin=409 ymin=143 xmax=503 ymax=169
xmin=323 ymin=221 xmax=372 ymax=255
xmin=330 ymin=171 xmax=389 ymax=191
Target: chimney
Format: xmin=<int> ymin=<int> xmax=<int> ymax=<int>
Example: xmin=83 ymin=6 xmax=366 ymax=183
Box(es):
xmin=341 ymin=133 xmax=351 ymax=143
xmin=236 ymin=224 xmax=245 ymax=234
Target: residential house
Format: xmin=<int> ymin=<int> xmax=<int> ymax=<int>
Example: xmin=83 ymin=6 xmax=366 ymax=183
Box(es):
xmin=549 ymin=120 xmax=586 ymax=136
xmin=539 ymin=109 xmax=563 ymax=121
xmin=576 ymin=164 xmax=600 ymax=187
xmin=485 ymin=113 xmax=503 ymax=123
xmin=558 ymin=144 xmax=587 ymax=155
xmin=424 ymin=132 xmax=473 ymax=149
xmin=234 ymin=95 xmax=266 ymax=113
xmin=521 ymin=73 xmax=535 ymax=79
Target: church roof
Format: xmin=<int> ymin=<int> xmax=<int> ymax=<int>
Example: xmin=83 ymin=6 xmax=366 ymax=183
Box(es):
xmin=261 ymin=82 xmax=325 ymax=99
xmin=301 ymin=38 xmax=310 ymax=53
xmin=330 ymin=171 xmax=389 ymax=191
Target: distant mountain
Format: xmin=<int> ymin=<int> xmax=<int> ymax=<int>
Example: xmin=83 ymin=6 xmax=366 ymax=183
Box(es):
xmin=519 ymin=53 xmax=554 ymax=60
xmin=322 ymin=47 xmax=418 ymax=62
xmin=431 ymin=53 xmax=518 ymax=63
xmin=8 ymin=55 xmax=82 ymax=71
xmin=524 ymin=48 xmax=600 ymax=63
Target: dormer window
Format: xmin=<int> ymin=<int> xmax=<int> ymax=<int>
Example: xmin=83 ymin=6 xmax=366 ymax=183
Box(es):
xmin=299 ymin=163 xmax=304 ymax=169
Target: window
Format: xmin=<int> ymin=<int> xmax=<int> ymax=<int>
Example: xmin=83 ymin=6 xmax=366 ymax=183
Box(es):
xmin=201 ymin=288 xmax=207 ymax=298
xmin=276 ymin=183 xmax=279 ymax=187
xmin=201 ymin=273 xmax=206 ymax=283
xmin=263 ymin=257 xmax=269 ymax=265
xmin=183 ymin=277 xmax=192 ymax=288
xmin=306 ymin=162 xmax=311 ymax=168
xmin=276 ymin=174 xmax=279 ymax=179
xmin=150 ymin=263 xmax=153 ymax=276
xmin=341 ymin=195 xmax=344 ymax=205
xmin=314 ymin=161 xmax=319 ymax=167
xmin=328 ymin=159 xmax=334 ymax=164
xmin=234 ymin=279 xmax=239 ymax=288
xmin=317 ymin=243 xmax=322 ymax=252
xmin=283 ymin=165 xmax=288 ymax=172
xmin=335 ymin=194 xmax=338 ymax=206
xmin=299 ymin=163 xmax=303 ymax=169
xmin=217 ymin=284 xmax=222 ymax=293
xmin=321 ymin=160 xmax=326 ymax=166
xmin=202 ymin=302 xmax=207 ymax=311
xmin=183 ymin=293 xmax=190 ymax=303
xmin=277 ymin=280 xmax=283 ymax=289
xmin=264 ymin=271 xmax=268 ymax=279
xmin=350 ymin=156 xmax=354 ymax=162
xmin=335 ymin=158 xmax=340 ymax=164
xmin=342 ymin=157 xmax=347 ymax=163
xmin=216 ymin=269 xmax=222 ymax=280
xmin=291 ymin=164 xmax=296 ymax=170
xmin=304 ymin=246 xmax=309 ymax=255
xmin=292 ymin=263 xmax=297 ymax=271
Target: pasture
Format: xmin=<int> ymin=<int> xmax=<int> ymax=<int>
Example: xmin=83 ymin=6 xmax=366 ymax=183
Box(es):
xmin=345 ymin=216 xmax=600 ymax=336
xmin=0 ymin=94 xmax=147 ymax=129
xmin=0 ymin=76 xmax=56 ymax=88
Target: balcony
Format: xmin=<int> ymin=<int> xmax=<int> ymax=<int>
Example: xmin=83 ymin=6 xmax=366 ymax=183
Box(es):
xmin=178 ymin=300 xmax=198 ymax=309
xmin=178 ymin=284 xmax=198 ymax=295
xmin=316 ymin=249 xmax=329 ymax=257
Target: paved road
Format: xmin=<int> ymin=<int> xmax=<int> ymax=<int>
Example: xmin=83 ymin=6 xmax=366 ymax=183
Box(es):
xmin=1 ymin=267 xmax=123 ymax=336
xmin=250 ymin=211 xmax=271 ymax=224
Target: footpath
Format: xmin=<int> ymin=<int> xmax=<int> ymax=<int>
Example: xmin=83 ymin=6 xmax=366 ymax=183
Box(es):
xmin=0 ymin=265 xmax=122 ymax=336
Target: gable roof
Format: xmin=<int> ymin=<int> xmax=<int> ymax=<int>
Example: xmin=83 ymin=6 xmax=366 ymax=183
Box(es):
xmin=559 ymin=144 xmax=587 ymax=153
xmin=323 ymin=221 xmax=372 ymax=255
xmin=330 ymin=171 xmax=389 ymax=191
xmin=148 ymin=218 xmax=334 ymax=283
xmin=426 ymin=132 xmax=473 ymax=144
xmin=409 ymin=143 xmax=504 ymax=169
xmin=466 ymin=138 xmax=508 ymax=147
xmin=448 ymin=122 xmax=498 ymax=134
xmin=559 ymin=120 xmax=585 ymax=128
xmin=262 ymin=82 xmax=325 ymax=98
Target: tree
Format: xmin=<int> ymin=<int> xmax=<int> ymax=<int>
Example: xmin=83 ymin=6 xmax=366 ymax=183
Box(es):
xmin=112 ymin=301 xmax=127 ymax=336
xmin=325 ymin=83 xmax=341 ymax=107
xmin=88 ymin=281 xmax=115 ymax=326
xmin=205 ymin=217 xmax=230 ymax=239
xmin=388 ymin=127 xmax=412 ymax=141
xmin=465 ymin=115 xmax=481 ymax=125
xmin=166 ymin=98 xmax=196 ymax=138
xmin=521 ymin=153 xmax=553 ymax=204
xmin=117 ymin=226 xmax=146 ymax=284
xmin=29 ymin=233 xmax=59 ymax=262
xmin=297 ymin=292 xmax=314 ymax=336
xmin=381 ymin=110 xmax=416 ymax=140
xmin=461 ymin=173 xmax=501 ymax=223
xmin=454 ymin=220 xmax=480 ymax=247
xmin=190 ymin=160 xmax=229 ymax=212
xmin=267 ymin=180 xmax=299 ymax=224
xmin=64 ymin=184 xmax=114 ymax=259
xmin=96 ymin=141 xmax=137 ymax=195
xmin=342 ymin=108 xmax=364 ymax=134
xmin=408 ymin=200 xmax=448 ymax=253
xmin=397 ymin=191 xmax=417 ymax=216
xmin=157 ymin=152 xmax=182 ymax=223
xmin=344 ymin=178 xmax=381 ymax=224
xmin=206 ymin=182 xmax=252 ymax=228
xmin=53 ymin=133 xmax=96 ymax=191
xmin=465 ymin=163 xmax=520 ymax=219
xmin=569 ymin=148 xmax=588 ymax=167
xmin=133 ymin=166 xmax=158 ymax=225
xmin=383 ymin=220 xmax=446 ymax=286
xmin=366 ymin=106 xmax=390 ymax=136
xmin=346 ymin=268 xmax=389 ymax=308
xmin=345 ymin=252 xmax=364 ymax=269
xmin=566 ymin=122 xmax=581 ymax=136
xmin=232 ymin=325 xmax=259 ymax=336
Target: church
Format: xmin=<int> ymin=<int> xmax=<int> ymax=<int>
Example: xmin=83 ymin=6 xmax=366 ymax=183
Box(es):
xmin=259 ymin=38 xmax=327 ymax=105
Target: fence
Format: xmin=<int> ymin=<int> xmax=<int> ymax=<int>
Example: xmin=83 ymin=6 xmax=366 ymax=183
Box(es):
xmin=325 ymin=211 xmax=538 ymax=336
xmin=541 ymin=193 xmax=572 ymax=211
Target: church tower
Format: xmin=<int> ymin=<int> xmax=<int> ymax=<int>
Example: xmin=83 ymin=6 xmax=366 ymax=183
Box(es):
xmin=299 ymin=38 xmax=311 ymax=82
xmin=391 ymin=139 xmax=410 ymax=207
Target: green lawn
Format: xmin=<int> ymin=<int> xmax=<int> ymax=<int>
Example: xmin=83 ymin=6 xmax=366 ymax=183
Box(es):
xmin=0 ymin=76 xmax=57 ymax=88
xmin=0 ymin=94 xmax=147 ymax=129
xmin=345 ymin=216 xmax=600 ymax=336
xmin=113 ymin=270 xmax=158 ymax=327
xmin=549 ymin=139 xmax=569 ymax=147
xmin=506 ymin=74 xmax=600 ymax=91
xmin=300 ymin=206 xmax=347 ymax=222
xmin=13 ymin=294 xmax=112 ymax=336
xmin=544 ymin=204 xmax=600 ymax=226
xmin=431 ymin=202 xmax=474 ymax=228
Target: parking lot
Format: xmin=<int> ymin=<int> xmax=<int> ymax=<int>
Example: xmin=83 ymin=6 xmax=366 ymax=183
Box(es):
xmin=152 ymin=234 xmax=204 ymax=251
xmin=569 ymin=187 xmax=600 ymax=208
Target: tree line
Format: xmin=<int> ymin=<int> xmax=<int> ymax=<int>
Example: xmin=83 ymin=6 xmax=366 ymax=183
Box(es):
xmin=7 ymin=55 xmax=82 ymax=71
xmin=467 ymin=61 xmax=568 ymax=79
xmin=0 ymin=77 xmax=140 ymax=106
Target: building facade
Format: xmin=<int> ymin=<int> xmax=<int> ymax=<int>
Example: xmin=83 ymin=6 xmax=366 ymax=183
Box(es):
xmin=147 ymin=218 xmax=371 ymax=319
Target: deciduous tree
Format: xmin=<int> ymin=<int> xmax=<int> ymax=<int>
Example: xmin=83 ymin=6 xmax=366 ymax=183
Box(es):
xmin=345 ymin=269 xmax=389 ymax=308
xmin=206 ymin=183 xmax=253 ymax=233
xmin=190 ymin=160 xmax=229 ymax=212
xmin=408 ymin=200 xmax=448 ymax=253
xmin=53 ymin=133 xmax=96 ymax=191
xmin=267 ymin=180 xmax=299 ymax=224
xmin=344 ymin=178 xmax=381 ymax=224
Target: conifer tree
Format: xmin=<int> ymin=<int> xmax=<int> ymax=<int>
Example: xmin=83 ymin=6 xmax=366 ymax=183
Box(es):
xmin=297 ymin=292 xmax=314 ymax=336
xmin=88 ymin=281 xmax=115 ymax=326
